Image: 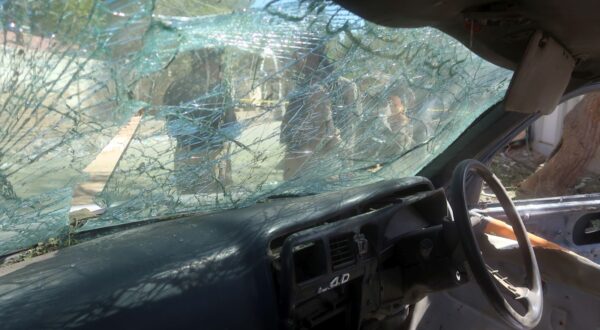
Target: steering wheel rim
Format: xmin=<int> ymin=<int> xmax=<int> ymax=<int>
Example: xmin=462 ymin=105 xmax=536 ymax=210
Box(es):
xmin=450 ymin=159 xmax=543 ymax=329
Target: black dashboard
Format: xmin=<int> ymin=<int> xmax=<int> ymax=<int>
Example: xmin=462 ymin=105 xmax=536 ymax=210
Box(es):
xmin=0 ymin=177 xmax=462 ymax=330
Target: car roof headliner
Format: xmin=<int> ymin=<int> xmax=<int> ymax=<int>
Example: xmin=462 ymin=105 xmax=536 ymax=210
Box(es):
xmin=332 ymin=0 xmax=600 ymax=91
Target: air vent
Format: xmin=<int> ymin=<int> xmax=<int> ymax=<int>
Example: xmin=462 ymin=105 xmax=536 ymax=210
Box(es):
xmin=329 ymin=234 xmax=356 ymax=270
xmin=293 ymin=241 xmax=327 ymax=283
xmin=267 ymin=188 xmax=420 ymax=255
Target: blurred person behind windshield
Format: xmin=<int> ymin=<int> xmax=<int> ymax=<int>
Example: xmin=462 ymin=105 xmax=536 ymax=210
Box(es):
xmin=351 ymin=75 xmax=421 ymax=162
xmin=163 ymin=48 xmax=237 ymax=194
xmin=280 ymin=43 xmax=341 ymax=180
xmin=330 ymin=75 xmax=362 ymax=152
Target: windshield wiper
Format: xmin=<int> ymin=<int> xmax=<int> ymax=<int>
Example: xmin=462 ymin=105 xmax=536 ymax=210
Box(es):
xmin=260 ymin=192 xmax=317 ymax=201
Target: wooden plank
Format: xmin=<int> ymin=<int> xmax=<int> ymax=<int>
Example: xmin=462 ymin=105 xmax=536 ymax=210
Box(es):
xmin=71 ymin=112 xmax=143 ymax=207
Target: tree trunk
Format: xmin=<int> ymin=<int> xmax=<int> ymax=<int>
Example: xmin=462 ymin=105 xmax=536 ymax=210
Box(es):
xmin=519 ymin=92 xmax=600 ymax=197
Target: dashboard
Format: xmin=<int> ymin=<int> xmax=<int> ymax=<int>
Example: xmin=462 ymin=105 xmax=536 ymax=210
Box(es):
xmin=0 ymin=177 xmax=462 ymax=330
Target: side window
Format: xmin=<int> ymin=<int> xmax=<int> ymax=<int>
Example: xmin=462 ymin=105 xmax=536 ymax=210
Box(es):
xmin=481 ymin=92 xmax=600 ymax=203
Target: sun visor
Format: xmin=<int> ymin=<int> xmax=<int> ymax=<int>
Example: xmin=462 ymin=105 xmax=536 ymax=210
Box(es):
xmin=505 ymin=31 xmax=575 ymax=115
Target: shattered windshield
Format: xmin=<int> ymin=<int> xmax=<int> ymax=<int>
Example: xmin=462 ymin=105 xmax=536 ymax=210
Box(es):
xmin=0 ymin=0 xmax=511 ymax=255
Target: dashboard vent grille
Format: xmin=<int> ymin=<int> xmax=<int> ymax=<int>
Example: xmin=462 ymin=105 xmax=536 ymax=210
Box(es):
xmin=329 ymin=235 xmax=355 ymax=270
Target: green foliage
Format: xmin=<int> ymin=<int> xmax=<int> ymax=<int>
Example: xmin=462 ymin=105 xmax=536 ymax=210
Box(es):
xmin=21 ymin=0 xmax=101 ymax=38
xmin=154 ymin=0 xmax=251 ymax=16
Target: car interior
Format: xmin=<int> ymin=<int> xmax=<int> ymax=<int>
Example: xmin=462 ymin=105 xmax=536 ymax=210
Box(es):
xmin=1 ymin=0 xmax=600 ymax=329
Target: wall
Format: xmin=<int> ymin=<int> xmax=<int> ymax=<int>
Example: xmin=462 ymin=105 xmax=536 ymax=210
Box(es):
xmin=531 ymin=96 xmax=583 ymax=156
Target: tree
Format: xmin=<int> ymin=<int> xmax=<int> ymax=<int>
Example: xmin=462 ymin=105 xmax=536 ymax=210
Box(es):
xmin=26 ymin=0 xmax=100 ymax=38
xmin=154 ymin=0 xmax=251 ymax=16
xmin=519 ymin=92 xmax=600 ymax=197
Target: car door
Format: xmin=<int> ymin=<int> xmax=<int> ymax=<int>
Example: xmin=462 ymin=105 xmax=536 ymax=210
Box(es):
xmin=477 ymin=194 xmax=600 ymax=265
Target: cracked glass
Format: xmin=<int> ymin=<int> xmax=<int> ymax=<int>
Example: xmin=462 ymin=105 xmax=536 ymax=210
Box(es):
xmin=0 ymin=0 xmax=512 ymax=255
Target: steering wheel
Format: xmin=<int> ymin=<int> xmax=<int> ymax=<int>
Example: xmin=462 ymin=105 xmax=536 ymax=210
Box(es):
xmin=449 ymin=159 xmax=543 ymax=329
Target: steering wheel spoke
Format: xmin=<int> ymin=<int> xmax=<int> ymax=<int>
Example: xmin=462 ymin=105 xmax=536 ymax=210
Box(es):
xmin=486 ymin=264 xmax=528 ymax=300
